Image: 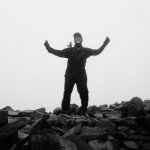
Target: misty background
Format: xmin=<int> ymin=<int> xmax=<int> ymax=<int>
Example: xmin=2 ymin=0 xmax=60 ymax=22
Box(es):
xmin=0 ymin=0 xmax=150 ymax=112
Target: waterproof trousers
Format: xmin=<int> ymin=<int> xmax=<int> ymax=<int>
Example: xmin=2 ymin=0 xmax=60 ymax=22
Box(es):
xmin=61 ymin=74 xmax=89 ymax=111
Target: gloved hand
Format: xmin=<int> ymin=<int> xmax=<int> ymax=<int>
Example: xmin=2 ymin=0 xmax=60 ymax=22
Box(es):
xmin=103 ymin=37 xmax=110 ymax=45
xmin=44 ymin=40 xmax=50 ymax=49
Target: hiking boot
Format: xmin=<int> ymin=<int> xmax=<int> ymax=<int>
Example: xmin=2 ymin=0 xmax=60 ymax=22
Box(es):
xmin=61 ymin=108 xmax=71 ymax=115
xmin=76 ymin=107 xmax=87 ymax=116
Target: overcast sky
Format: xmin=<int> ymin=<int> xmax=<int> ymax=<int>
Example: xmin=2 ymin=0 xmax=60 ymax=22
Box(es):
xmin=0 ymin=0 xmax=150 ymax=112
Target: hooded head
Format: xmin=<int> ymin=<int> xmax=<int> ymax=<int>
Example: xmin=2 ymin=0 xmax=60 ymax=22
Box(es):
xmin=73 ymin=32 xmax=83 ymax=44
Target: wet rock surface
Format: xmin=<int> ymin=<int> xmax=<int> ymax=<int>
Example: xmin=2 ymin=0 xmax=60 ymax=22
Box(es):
xmin=1 ymin=97 xmax=150 ymax=150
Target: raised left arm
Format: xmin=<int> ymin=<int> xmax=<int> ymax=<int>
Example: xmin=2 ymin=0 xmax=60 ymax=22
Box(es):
xmin=91 ymin=37 xmax=110 ymax=56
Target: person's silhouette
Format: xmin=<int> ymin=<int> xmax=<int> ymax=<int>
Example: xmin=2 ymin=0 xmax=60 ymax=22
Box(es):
xmin=44 ymin=32 xmax=110 ymax=115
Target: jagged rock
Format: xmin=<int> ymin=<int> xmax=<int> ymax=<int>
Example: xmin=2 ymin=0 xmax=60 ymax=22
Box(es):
xmin=14 ymin=117 xmax=30 ymax=122
xmin=116 ymin=131 xmax=128 ymax=138
xmin=19 ymin=124 xmax=33 ymax=134
xmin=60 ymin=138 xmax=77 ymax=150
xmin=62 ymin=134 xmax=94 ymax=150
xmin=126 ymin=135 xmax=150 ymax=142
xmin=114 ymin=104 xmax=126 ymax=111
xmin=94 ymin=112 xmax=103 ymax=119
xmin=117 ymin=126 xmax=136 ymax=136
xmin=143 ymin=99 xmax=150 ymax=107
xmin=143 ymin=142 xmax=150 ymax=149
xmin=127 ymin=128 xmax=136 ymax=135
xmin=144 ymin=103 xmax=150 ymax=113
xmin=18 ymin=110 xmax=34 ymax=118
xmin=36 ymin=107 xmax=46 ymax=113
xmin=31 ymin=114 xmax=50 ymax=131
xmin=0 ymin=123 xmax=18 ymax=149
xmin=123 ymin=141 xmax=139 ymax=149
xmin=50 ymin=126 xmax=66 ymax=136
xmin=69 ymin=124 xmax=82 ymax=135
xmin=31 ymin=110 xmax=45 ymax=120
xmin=89 ymin=140 xmax=113 ymax=150
xmin=29 ymin=129 xmax=61 ymax=150
xmin=46 ymin=114 xmax=61 ymax=127
xmin=8 ymin=110 xmax=19 ymax=116
xmin=87 ymin=105 xmax=101 ymax=116
xmin=94 ymin=118 xmax=116 ymax=135
xmin=0 ymin=110 xmax=8 ymax=127
xmin=99 ymin=104 xmax=108 ymax=110
xmin=117 ymin=126 xmax=130 ymax=132
xmin=105 ymin=111 xmax=122 ymax=119
xmin=123 ymin=117 xmax=138 ymax=129
xmin=8 ymin=116 xmax=15 ymax=123
xmin=109 ymin=102 xmax=120 ymax=109
xmin=139 ymin=129 xmax=150 ymax=136
xmin=18 ymin=131 xmax=29 ymax=142
xmin=53 ymin=107 xmax=62 ymax=115
xmin=70 ymin=104 xmax=79 ymax=114
xmin=108 ymin=116 xmax=123 ymax=126
xmin=2 ymin=98 xmax=150 ymax=149
xmin=144 ymin=115 xmax=150 ymax=131
xmin=2 ymin=106 xmax=14 ymax=111
xmin=79 ymin=126 xmax=107 ymax=142
xmin=75 ymin=116 xmax=89 ymax=126
xmin=57 ymin=115 xmax=69 ymax=126
xmin=126 ymin=97 xmax=144 ymax=117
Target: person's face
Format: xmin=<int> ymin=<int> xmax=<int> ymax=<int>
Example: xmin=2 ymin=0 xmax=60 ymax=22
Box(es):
xmin=74 ymin=36 xmax=82 ymax=44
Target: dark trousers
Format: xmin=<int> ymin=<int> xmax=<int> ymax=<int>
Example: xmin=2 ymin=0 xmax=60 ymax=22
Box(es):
xmin=61 ymin=74 xmax=89 ymax=110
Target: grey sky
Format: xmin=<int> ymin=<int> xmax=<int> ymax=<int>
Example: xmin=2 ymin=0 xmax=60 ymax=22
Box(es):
xmin=0 ymin=0 xmax=150 ymax=111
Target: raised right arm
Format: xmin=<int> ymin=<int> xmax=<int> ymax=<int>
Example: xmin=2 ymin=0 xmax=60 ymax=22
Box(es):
xmin=44 ymin=40 xmax=69 ymax=58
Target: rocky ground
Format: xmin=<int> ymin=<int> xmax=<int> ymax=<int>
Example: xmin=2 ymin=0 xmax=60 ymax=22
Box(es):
xmin=0 ymin=97 xmax=150 ymax=150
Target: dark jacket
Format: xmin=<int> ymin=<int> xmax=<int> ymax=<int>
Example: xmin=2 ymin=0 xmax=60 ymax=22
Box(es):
xmin=46 ymin=43 xmax=106 ymax=77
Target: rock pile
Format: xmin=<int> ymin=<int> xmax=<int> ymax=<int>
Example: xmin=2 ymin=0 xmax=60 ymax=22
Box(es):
xmin=0 ymin=97 xmax=150 ymax=150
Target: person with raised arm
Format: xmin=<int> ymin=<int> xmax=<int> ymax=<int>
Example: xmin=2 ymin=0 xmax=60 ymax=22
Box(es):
xmin=44 ymin=32 xmax=110 ymax=115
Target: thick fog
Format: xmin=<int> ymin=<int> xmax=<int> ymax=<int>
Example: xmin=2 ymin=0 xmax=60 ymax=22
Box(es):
xmin=0 ymin=0 xmax=150 ymax=111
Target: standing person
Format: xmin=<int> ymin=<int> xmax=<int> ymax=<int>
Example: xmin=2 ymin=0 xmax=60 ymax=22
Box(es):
xmin=44 ymin=32 xmax=110 ymax=115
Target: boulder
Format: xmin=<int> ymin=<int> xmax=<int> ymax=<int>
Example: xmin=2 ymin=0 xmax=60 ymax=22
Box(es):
xmin=60 ymin=138 xmax=77 ymax=150
xmin=123 ymin=117 xmax=138 ymax=129
xmin=31 ymin=110 xmax=44 ymax=120
xmin=50 ymin=126 xmax=66 ymax=136
xmin=35 ymin=107 xmax=46 ymax=113
xmin=123 ymin=141 xmax=139 ymax=149
xmin=69 ymin=124 xmax=82 ymax=135
xmin=18 ymin=110 xmax=34 ymax=118
xmin=94 ymin=112 xmax=103 ymax=119
xmin=29 ymin=129 xmax=61 ymax=150
xmin=62 ymin=134 xmax=94 ymax=150
xmin=99 ymin=104 xmax=108 ymax=110
xmin=117 ymin=126 xmax=130 ymax=132
xmin=75 ymin=116 xmax=89 ymax=126
xmin=143 ymin=142 xmax=150 ymax=149
xmin=143 ymin=99 xmax=150 ymax=107
xmin=109 ymin=102 xmax=120 ymax=109
xmin=0 ymin=110 xmax=8 ymax=127
xmin=0 ymin=123 xmax=18 ymax=149
xmin=126 ymin=135 xmax=150 ymax=142
xmin=144 ymin=103 xmax=150 ymax=113
xmin=79 ymin=126 xmax=107 ymax=142
xmin=70 ymin=104 xmax=79 ymax=114
xmin=126 ymin=97 xmax=144 ymax=117
xmin=144 ymin=115 xmax=150 ymax=131
xmin=95 ymin=118 xmax=116 ymax=135
xmin=18 ymin=131 xmax=29 ymax=142
xmin=2 ymin=106 xmax=14 ymax=111
xmin=8 ymin=110 xmax=19 ymax=117
xmin=53 ymin=107 xmax=62 ymax=115
xmin=87 ymin=105 xmax=101 ymax=116
xmin=105 ymin=111 xmax=122 ymax=119
xmin=89 ymin=140 xmax=113 ymax=150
